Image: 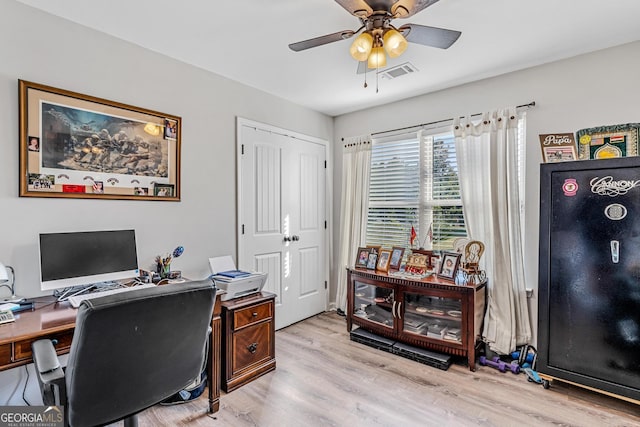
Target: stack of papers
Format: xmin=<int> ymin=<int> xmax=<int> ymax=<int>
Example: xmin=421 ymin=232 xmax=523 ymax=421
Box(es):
xmin=0 ymin=303 xmax=19 ymax=312
xmin=213 ymin=270 xmax=253 ymax=281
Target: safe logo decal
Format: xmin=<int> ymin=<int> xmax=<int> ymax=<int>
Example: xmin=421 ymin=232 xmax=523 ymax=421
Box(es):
xmin=562 ymin=178 xmax=578 ymax=196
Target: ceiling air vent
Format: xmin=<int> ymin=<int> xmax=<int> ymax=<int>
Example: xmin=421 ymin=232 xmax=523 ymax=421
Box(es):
xmin=380 ymin=62 xmax=419 ymax=80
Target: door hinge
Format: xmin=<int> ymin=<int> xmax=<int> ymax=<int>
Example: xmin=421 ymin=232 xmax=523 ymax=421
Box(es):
xmin=324 ymin=220 xmax=327 ymax=229
xmin=241 ymin=144 xmax=245 ymax=155
xmin=324 ymin=281 xmax=327 ymax=289
xmin=324 ymin=160 xmax=327 ymax=169
xmin=242 ymin=224 xmax=245 ymax=235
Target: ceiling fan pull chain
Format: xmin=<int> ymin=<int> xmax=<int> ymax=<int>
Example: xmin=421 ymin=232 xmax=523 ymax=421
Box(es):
xmin=364 ymin=66 xmax=368 ymax=88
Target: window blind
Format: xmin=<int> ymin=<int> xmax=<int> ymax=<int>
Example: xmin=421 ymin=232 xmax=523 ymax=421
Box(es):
xmin=366 ymin=136 xmax=420 ymax=249
xmin=366 ymin=131 xmax=467 ymax=251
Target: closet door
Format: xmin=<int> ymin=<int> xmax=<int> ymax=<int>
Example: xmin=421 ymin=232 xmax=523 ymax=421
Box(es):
xmin=238 ymin=121 xmax=327 ymax=330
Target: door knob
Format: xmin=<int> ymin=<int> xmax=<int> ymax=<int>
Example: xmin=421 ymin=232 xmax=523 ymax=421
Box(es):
xmin=284 ymin=236 xmax=292 ymax=242
xmin=291 ymin=235 xmax=300 ymax=241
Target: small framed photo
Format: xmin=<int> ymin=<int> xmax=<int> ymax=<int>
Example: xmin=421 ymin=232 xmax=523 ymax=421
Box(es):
xmin=366 ymin=252 xmax=378 ymax=270
xmin=164 ymin=118 xmax=178 ymax=141
xmin=27 ymin=136 xmax=40 ymax=152
xmin=438 ymin=252 xmax=461 ymax=281
xmin=134 ymin=187 xmax=149 ymax=196
xmin=154 ymin=183 xmax=175 ymax=197
xmin=389 ymin=247 xmax=405 ymax=270
xmin=92 ymin=181 xmax=104 ymax=194
xmin=355 ymin=247 xmax=371 ymax=268
xmin=376 ymin=249 xmax=392 ymax=272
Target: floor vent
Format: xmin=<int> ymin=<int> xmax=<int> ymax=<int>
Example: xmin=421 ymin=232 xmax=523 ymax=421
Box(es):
xmin=380 ymin=62 xmax=419 ymax=80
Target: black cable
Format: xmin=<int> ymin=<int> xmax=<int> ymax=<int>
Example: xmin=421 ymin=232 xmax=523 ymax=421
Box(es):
xmin=22 ymin=365 xmax=31 ymax=406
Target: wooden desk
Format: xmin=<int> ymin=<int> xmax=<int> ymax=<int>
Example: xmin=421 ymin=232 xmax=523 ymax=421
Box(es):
xmin=0 ymin=292 xmax=224 ymax=413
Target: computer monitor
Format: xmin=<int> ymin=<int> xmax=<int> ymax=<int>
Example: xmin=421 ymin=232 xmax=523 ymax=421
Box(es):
xmin=39 ymin=229 xmax=139 ymax=291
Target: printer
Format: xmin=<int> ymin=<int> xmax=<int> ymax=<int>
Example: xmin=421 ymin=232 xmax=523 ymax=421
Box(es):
xmin=208 ymin=256 xmax=268 ymax=301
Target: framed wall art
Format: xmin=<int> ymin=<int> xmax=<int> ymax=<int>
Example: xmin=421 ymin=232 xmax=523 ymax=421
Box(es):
xmin=538 ymin=133 xmax=577 ymax=163
xmin=576 ymin=123 xmax=639 ymax=160
xmin=19 ymin=80 xmax=181 ymax=201
xmin=438 ymin=252 xmax=461 ymax=281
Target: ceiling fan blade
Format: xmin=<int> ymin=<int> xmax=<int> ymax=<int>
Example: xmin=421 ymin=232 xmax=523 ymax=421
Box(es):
xmin=391 ymin=0 xmax=441 ymax=18
xmin=289 ymin=30 xmax=356 ymax=52
xmin=334 ymin=0 xmax=373 ymax=18
xmin=399 ymin=24 xmax=461 ymax=49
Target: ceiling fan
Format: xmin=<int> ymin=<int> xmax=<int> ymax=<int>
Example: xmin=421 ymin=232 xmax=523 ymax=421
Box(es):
xmin=288 ymin=0 xmax=461 ymax=71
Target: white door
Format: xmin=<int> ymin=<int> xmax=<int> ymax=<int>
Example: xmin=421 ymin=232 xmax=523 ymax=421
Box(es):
xmin=238 ymin=120 xmax=327 ymax=330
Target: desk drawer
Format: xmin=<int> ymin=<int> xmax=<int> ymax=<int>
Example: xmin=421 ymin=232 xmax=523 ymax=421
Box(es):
xmin=231 ymin=322 xmax=273 ymax=375
xmin=234 ymin=301 xmax=273 ymax=329
xmin=0 ymin=344 xmax=11 ymax=366
xmin=13 ymin=331 xmax=74 ymax=361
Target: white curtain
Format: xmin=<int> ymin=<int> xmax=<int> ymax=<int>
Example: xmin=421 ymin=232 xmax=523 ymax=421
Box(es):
xmin=336 ymin=135 xmax=372 ymax=312
xmin=454 ymin=108 xmax=532 ymax=354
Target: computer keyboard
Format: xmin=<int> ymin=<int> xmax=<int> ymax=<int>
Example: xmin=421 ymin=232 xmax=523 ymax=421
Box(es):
xmin=68 ymin=283 xmax=156 ymax=308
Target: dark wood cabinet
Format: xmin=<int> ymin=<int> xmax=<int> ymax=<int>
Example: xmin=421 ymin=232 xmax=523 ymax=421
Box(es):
xmin=221 ymin=292 xmax=276 ymax=392
xmin=347 ymin=268 xmax=486 ymax=370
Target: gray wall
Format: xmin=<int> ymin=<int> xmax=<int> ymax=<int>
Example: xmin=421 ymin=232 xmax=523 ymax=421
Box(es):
xmin=0 ymin=0 xmax=333 ymax=301
xmin=332 ymin=40 xmax=640 ymax=341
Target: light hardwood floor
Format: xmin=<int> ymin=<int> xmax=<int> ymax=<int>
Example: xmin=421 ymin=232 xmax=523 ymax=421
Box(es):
xmin=136 ymin=312 xmax=639 ymax=427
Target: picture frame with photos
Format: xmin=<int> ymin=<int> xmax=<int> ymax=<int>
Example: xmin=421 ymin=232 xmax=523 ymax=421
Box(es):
xmin=19 ymin=80 xmax=181 ymax=201
xmin=366 ymin=252 xmax=378 ymax=270
xmin=355 ymin=247 xmax=371 ymax=269
xmin=389 ymin=247 xmax=405 ymax=270
xmin=376 ymin=249 xmax=392 ymax=272
xmin=438 ymin=252 xmax=462 ymax=281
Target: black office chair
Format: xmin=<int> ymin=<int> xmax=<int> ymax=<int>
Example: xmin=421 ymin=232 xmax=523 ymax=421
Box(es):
xmin=32 ymin=279 xmax=216 ymax=427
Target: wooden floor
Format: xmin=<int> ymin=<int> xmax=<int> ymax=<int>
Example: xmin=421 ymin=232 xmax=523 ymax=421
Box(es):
xmin=132 ymin=312 xmax=640 ymax=427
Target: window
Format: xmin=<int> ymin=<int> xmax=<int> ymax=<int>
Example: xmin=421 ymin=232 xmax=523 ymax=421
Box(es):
xmin=366 ymin=115 xmax=527 ymax=253
xmin=366 ymin=129 xmax=466 ymax=251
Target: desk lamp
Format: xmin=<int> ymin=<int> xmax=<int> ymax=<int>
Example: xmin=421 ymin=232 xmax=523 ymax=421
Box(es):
xmin=0 ymin=261 xmax=23 ymax=303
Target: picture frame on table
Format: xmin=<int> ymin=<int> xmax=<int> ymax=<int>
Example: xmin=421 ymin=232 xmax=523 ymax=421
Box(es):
xmin=376 ymin=249 xmax=392 ymax=272
xmin=366 ymin=252 xmax=378 ymax=270
xmin=355 ymin=247 xmax=371 ymax=269
xmin=19 ymin=80 xmax=181 ymax=201
xmin=389 ymin=247 xmax=405 ymax=270
xmin=406 ymin=253 xmax=428 ymax=275
xmin=438 ymin=252 xmax=461 ymax=281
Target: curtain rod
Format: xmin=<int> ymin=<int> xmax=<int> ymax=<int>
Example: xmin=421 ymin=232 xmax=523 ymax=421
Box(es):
xmin=371 ymin=101 xmax=536 ymax=137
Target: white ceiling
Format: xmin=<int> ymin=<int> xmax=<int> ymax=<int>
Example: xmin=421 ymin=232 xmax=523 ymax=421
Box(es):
xmin=16 ymin=0 xmax=640 ymax=117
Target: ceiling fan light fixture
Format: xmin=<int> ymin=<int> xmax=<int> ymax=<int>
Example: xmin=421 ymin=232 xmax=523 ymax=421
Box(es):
xmin=367 ymin=46 xmax=387 ymax=69
xmin=349 ymin=32 xmax=374 ymax=61
xmin=383 ymin=29 xmax=408 ymax=58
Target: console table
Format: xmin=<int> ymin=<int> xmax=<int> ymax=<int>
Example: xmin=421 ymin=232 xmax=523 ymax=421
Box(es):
xmin=0 ymin=291 xmax=224 ymax=413
xmin=347 ymin=268 xmax=486 ymax=370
